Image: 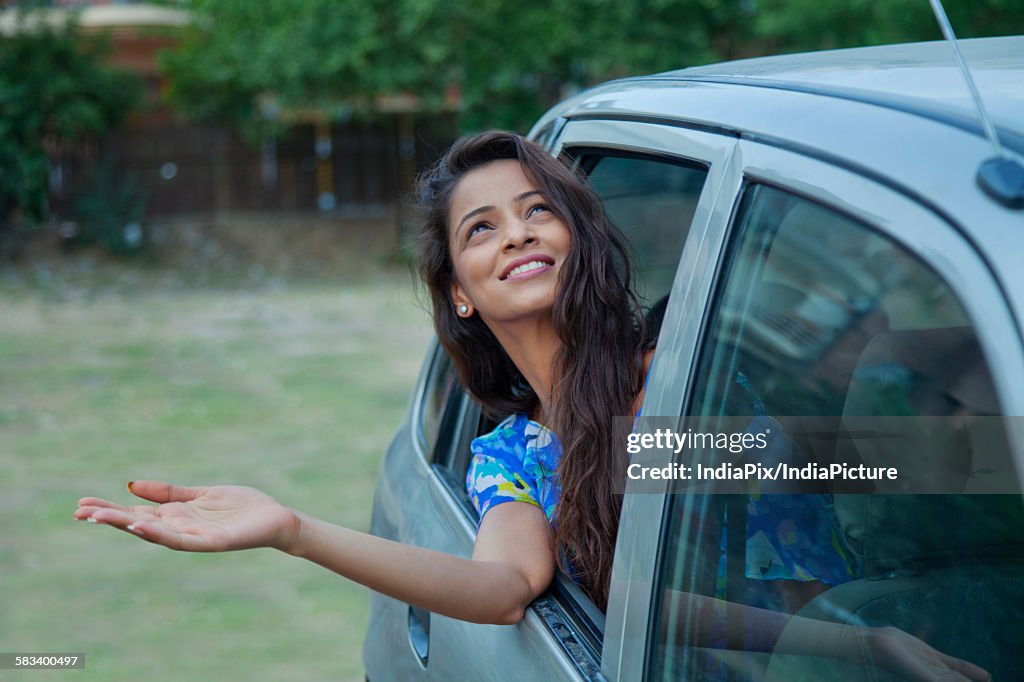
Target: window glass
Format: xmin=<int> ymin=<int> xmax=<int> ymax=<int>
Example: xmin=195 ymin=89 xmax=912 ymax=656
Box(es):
xmin=649 ymin=184 xmax=1022 ymax=681
xmin=580 ymin=152 xmax=707 ymax=303
xmin=419 ymin=347 xmax=458 ymax=456
xmin=532 ymin=121 xmax=560 ymax=151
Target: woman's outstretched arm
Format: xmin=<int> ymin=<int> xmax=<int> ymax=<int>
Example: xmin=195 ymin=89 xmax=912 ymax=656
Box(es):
xmin=74 ymin=480 xmax=555 ymax=626
xmin=288 ymin=500 xmax=555 ymax=624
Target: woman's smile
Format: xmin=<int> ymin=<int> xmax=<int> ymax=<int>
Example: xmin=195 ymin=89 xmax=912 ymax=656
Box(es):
xmin=500 ymin=255 xmax=556 ymax=281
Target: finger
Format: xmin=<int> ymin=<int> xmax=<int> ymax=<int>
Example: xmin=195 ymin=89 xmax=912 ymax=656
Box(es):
xmin=127 ymin=480 xmax=208 ymax=505
xmin=76 ymin=497 xmax=129 ymax=513
xmin=84 ymin=508 xmax=216 ymax=552
xmin=939 ymin=653 xmax=990 ymax=682
xmin=85 ymin=507 xmax=143 ymax=528
xmin=74 ymin=504 xmax=131 ymax=520
xmin=82 ymin=509 xmax=161 ymax=544
xmin=121 ymin=518 xmax=218 ymax=552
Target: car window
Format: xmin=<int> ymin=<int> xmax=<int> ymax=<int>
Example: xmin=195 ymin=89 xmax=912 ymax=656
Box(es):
xmin=418 ymin=345 xmax=461 ymax=458
xmin=647 ymin=184 xmax=1022 ymax=680
xmin=574 ymin=151 xmax=708 ymax=304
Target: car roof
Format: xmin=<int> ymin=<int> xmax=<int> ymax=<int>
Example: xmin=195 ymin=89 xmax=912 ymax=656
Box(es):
xmin=655 ymin=36 xmax=1023 ymax=136
xmin=537 ymin=36 xmax=1023 ymax=149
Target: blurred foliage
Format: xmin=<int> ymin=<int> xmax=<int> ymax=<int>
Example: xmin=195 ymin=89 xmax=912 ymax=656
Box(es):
xmin=0 ymin=4 xmax=142 ymax=230
xmin=754 ymin=0 xmax=1024 ymax=51
xmin=159 ymin=0 xmax=412 ymax=141
xmin=72 ymin=156 xmax=149 ymax=255
xmin=157 ymin=0 xmax=1021 ymax=135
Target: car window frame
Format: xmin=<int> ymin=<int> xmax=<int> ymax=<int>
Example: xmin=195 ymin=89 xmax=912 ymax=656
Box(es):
xmin=552 ymin=127 xmax=733 ymax=667
xmin=615 ymin=137 xmax=1024 ymax=682
xmin=409 ymin=121 xmax=734 ymax=679
xmin=554 ymin=121 xmax=743 ymax=681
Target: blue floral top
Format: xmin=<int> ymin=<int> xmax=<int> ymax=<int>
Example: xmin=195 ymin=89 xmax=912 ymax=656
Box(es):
xmin=466 ymin=413 xmax=562 ymax=525
xmin=465 ymin=407 xmax=856 ymax=587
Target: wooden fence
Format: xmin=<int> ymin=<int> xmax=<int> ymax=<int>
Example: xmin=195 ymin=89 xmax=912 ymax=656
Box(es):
xmin=50 ymin=116 xmax=456 ymax=222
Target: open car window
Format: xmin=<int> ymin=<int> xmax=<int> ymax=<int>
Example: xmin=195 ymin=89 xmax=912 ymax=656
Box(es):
xmin=571 ymin=149 xmax=708 ymax=306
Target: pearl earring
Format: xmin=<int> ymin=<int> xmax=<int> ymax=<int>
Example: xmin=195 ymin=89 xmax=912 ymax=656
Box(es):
xmin=458 ymin=305 xmax=469 ymax=315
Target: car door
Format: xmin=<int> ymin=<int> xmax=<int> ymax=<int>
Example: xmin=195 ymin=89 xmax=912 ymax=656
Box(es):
xmin=604 ymin=137 xmax=1024 ymax=680
xmin=363 ymin=120 xmax=735 ymax=681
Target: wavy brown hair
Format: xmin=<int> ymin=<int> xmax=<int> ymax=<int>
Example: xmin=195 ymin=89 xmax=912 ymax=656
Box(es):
xmin=414 ymin=131 xmax=646 ymax=610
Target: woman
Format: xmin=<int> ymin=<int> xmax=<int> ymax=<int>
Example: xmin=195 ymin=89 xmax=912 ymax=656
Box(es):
xmin=75 ymin=130 xmax=641 ymax=623
xmin=74 ymin=132 xmax=988 ymax=680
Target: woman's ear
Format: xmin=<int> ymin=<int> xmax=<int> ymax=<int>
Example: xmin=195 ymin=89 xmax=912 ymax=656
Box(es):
xmin=450 ymin=283 xmax=474 ymax=318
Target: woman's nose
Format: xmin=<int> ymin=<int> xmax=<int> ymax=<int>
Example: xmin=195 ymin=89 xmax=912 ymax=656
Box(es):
xmin=502 ymin=217 xmax=537 ymax=251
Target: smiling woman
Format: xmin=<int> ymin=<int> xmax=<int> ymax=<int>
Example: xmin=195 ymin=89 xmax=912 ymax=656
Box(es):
xmin=414 ymin=132 xmax=649 ymax=609
xmin=74 ymin=131 xmax=649 ymax=622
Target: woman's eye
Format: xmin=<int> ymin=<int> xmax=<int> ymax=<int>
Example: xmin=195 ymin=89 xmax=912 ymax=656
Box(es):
xmin=468 ymin=223 xmax=491 ymax=239
xmin=527 ymin=204 xmax=550 ymax=218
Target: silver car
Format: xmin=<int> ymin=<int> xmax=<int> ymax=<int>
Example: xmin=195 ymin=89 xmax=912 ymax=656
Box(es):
xmin=363 ymin=36 xmax=1024 ymax=681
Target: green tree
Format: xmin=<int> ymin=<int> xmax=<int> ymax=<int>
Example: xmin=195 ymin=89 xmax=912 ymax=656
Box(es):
xmin=158 ymin=0 xmax=1024 ymax=135
xmin=754 ymin=0 xmax=1024 ymax=53
xmin=160 ymin=0 xmax=754 ymax=133
xmin=0 ymin=8 xmax=141 ymax=231
xmin=160 ymin=0 xmax=410 ymax=139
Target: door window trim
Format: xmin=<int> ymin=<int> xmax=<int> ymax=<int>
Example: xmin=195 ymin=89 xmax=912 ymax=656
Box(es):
xmin=549 ymin=120 xmax=745 ymax=681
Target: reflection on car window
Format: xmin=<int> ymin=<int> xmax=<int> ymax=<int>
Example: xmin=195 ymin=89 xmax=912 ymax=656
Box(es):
xmin=419 ymin=347 xmax=458 ymax=455
xmin=579 ymin=152 xmax=707 ymax=303
xmin=649 ymin=185 xmax=1023 ymax=681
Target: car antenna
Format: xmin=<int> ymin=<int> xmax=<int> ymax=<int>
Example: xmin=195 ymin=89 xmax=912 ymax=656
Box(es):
xmin=928 ymin=0 xmax=1024 ymax=209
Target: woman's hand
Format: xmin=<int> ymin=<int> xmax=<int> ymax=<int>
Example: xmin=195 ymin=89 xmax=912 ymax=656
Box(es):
xmin=856 ymin=625 xmax=990 ymax=682
xmin=74 ymin=480 xmax=300 ymax=553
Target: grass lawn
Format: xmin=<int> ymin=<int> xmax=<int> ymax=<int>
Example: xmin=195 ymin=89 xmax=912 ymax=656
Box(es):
xmin=0 ymin=266 xmax=432 ymax=681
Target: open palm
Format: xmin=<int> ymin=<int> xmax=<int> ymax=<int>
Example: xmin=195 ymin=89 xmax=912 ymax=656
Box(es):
xmin=74 ymin=480 xmax=299 ymax=553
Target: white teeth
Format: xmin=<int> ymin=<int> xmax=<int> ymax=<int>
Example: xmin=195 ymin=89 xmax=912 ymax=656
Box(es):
xmin=506 ymin=261 xmax=549 ymax=279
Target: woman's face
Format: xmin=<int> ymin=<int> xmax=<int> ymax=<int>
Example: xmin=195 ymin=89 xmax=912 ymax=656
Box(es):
xmin=447 ymin=159 xmax=571 ymax=327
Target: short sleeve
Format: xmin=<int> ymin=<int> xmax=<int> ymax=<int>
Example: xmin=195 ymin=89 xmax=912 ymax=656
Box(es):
xmin=465 ymin=415 xmax=542 ymax=523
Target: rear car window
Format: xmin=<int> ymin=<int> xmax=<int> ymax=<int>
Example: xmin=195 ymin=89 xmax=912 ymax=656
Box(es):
xmin=577 ymin=151 xmax=707 ymax=303
xmin=418 ymin=347 xmax=459 ymax=456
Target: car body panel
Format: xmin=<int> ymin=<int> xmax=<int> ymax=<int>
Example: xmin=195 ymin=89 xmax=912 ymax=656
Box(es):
xmin=662 ymin=36 xmax=1024 ymax=137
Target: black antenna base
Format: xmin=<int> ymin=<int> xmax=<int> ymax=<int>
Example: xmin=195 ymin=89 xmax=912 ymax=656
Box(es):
xmin=977 ymin=157 xmax=1024 ymax=210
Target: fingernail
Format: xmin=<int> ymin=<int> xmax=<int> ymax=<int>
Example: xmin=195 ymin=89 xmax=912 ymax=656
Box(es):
xmin=87 ymin=517 xmax=97 ymax=524
xmin=127 ymin=481 xmax=135 ymax=493
xmin=127 ymin=523 xmax=144 ymax=536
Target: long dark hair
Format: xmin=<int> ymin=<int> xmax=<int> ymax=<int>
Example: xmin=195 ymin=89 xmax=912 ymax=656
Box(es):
xmin=415 ymin=131 xmax=646 ymax=610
